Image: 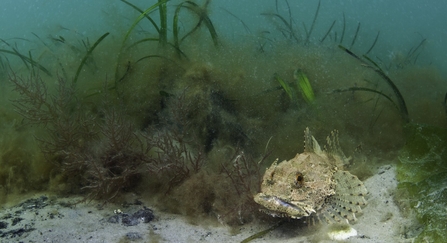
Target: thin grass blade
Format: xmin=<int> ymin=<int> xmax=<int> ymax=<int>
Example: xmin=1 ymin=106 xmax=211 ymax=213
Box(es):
xmin=121 ymin=0 xmax=160 ymax=34
xmin=73 ymin=32 xmax=109 ymax=84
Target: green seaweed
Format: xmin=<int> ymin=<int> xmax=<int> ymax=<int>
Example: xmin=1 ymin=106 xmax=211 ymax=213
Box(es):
xmin=274 ymin=69 xmax=315 ymax=105
xmin=294 ymin=69 xmax=315 ymax=103
xmin=397 ymin=124 xmax=447 ymax=242
xmin=275 ymin=73 xmax=294 ymax=101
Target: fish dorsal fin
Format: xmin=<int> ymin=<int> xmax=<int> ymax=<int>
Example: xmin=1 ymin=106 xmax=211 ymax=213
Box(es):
xmin=325 ymin=130 xmax=342 ymax=155
xmin=304 ymin=127 xmax=322 ymax=154
xmin=324 ymin=129 xmax=350 ymax=167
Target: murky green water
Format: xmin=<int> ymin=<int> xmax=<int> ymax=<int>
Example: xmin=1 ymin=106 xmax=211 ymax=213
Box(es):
xmin=0 ymin=1 xmax=446 ymax=242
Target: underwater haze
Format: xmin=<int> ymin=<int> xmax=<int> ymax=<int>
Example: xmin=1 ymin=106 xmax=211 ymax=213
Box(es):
xmin=2 ymin=0 xmax=447 ymax=74
xmin=1 ymin=0 xmax=447 ymax=242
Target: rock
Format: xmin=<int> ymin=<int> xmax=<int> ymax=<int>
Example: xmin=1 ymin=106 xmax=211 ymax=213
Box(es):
xmin=125 ymin=232 xmax=142 ymax=240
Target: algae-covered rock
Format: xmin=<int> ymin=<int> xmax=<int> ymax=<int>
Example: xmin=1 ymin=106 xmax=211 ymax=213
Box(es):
xmin=397 ymin=123 xmax=447 ymax=242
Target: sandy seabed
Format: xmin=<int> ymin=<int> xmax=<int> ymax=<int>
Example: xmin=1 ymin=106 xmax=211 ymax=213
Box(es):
xmin=0 ymin=165 xmax=419 ymax=243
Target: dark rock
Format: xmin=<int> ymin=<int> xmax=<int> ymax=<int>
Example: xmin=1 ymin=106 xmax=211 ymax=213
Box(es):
xmin=0 ymin=213 xmax=12 ymax=220
xmin=107 ymin=207 xmax=154 ymax=226
xmin=122 ymin=215 xmax=139 ymax=226
xmin=19 ymin=196 xmax=48 ymax=210
xmin=132 ymin=208 xmax=154 ymax=223
xmin=0 ymin=226 xmax=35 ymax=238
xmin=0 ymin=221 xmax=7 ymax=229
xmin=11 ymin=218 xmax=23 ymax=226
xmin=125 ymin=232 xmax=142 ymax=240
xmin=107 ymin=215 xmax=120 ymax=224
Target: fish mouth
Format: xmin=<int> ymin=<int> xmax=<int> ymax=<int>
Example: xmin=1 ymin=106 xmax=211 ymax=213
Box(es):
xmin=255 ymin=194 xmax=315 ymax=218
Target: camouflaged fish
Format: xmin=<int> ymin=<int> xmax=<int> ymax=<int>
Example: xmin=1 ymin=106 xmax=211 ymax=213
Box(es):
xmin=254 ymin=127 xmax=367 ymax=224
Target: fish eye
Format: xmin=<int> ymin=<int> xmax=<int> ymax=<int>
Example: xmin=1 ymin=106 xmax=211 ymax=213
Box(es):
xmin=294 ymin=171 xmax=304 ymax=188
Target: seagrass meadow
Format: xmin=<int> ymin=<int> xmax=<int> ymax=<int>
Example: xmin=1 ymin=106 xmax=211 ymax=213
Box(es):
xmin=0 ymin=0 xmax=446 ymax=242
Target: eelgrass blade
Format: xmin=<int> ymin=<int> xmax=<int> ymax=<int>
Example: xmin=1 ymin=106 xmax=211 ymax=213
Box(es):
xmin=201 ymin=12 xmax=219 ymax=47
xmin=0 ymin=48 xmax=52 ymax=76
xmin=29 ymin=51 xmax=36 ymax=76
xmin=220 ymin=7 xmax=251 ymax=34
xmin=305 ymin=0 xmax=321 ymax=45
xmin=338 ymin=45 xmax=409 ymax=122
xmin=173 ymin=2 xmax=185 ymax=55
xmin=339 ymin=13 xmax=346 ymax=44
xmin=240 ymin=220 xmax=285 ymax=243
xmin=350 ymin=22 xmax=360 ymax=49
xmin=408 ymin=38 xmax=426 ymax=58
xmin=127 ymin=38 xmax=159 ymax=50
xmin=365 ymin=31 xmax=380 ymax=55
xmin=284 ymin=0 xmax=293 ymax=40
xmin=363 ymin=54 xmax=409 ymax=122
xmin=321 ymin=20 xmax=336 ymax=43
xmin=444 ymin=92 xmax=447 ymax=117
xmin=405 ymin=38 xmax=426 ymax=64
xmin=115 ymin=0 xmax=169 ymax=83
xmin=0 ymin=39 xmax=29 ymax=70
xmin=135 ymin=54 xmax=185 ymax=71
xmin=121 ymin=0 xmax=169 ymax=50
xmin=0 ymin=56 xmax=6 ymax=71
xmin=14 ymin=45 xmax=30 ymax=70
xmin=73 ymin=32 xmax=109 ymax=84
xmin=338 ymin=45 xmax=362 ymax=62
xmin=158 ymin=0 xmax=168 ymax=46
xmin=168 ymin=43 xmax=189 ymax=60
xmin=181 ymin=1 xmax=219 ymax=47
xmin=362 ymin=55 xmax=385 ymax=73
xmin=331 ymin=87 xmax=399 ymax=111
xmin=262 ymin=12 xmax=300 ymax=43
xmin=120 ymin=0 xmax=160 ymax=34
xmin=135 ymin=55 xmax=165 ymax=64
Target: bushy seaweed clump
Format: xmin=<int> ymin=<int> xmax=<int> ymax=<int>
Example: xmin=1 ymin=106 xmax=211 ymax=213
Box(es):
xmin=6 ymin=67 xmax=269 ymax=225
xmin=9 ymin=72 xmax=143 ymax=201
